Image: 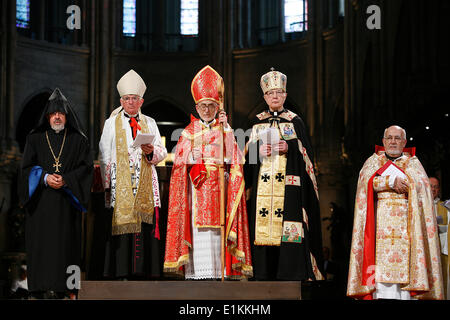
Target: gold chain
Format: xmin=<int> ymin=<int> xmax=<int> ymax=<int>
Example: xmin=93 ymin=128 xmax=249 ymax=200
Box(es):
xmin=45 ymin=129 xmax=67 ymax=172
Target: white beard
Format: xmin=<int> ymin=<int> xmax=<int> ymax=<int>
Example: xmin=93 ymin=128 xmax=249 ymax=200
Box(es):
xmin=51 ymin=123 xmax=65 ymax=133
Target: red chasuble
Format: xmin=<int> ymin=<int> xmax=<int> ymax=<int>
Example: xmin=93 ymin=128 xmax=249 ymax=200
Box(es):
xmin=163 ymin=117 xmax=253 ymax=278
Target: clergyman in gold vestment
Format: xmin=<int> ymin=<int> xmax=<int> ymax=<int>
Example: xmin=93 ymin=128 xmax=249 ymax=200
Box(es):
xmin=430 ymin=176 xmax=449 ymax=299
xmin=347 ymin=125 xmax=444 ymax=300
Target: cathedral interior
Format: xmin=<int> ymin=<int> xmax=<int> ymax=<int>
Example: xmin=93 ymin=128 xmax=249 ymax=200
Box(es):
xmin=0 ymin=0 xmax=449 ymax=299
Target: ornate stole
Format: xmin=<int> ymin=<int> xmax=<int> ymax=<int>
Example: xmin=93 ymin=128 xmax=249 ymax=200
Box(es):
xmin=255 ymin=153 xmax=287 ymax=245
xmin=436 ymin=202 xmax=448 ymax=226
xmin=375 ymin=158 xmax=411 ymax=284
xmin=112 ymin=112 xmax=154 ymax=235
xmin=191 ymin=121 xmax=222 ymax=228
xmin=252 ymin=121 xmax=295 ymax=246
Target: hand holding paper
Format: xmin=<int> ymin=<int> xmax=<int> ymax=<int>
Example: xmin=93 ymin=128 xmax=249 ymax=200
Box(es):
xmin=131 ymin=132 xmax=155 ymax=149
xmin=259 ymin=127 xmax=280 ymax=145
xmin=258 ymin=128 xmax=288 ymax=156
xmin=381 ymin=162 xmax=408 ymax=194
xmin=273 ymin=140 xmax=288 ymax=155
xmin=259 ymin=144 xmax=272 ymax=157
xmin=141 ymin=144 xmax=154 ymax=155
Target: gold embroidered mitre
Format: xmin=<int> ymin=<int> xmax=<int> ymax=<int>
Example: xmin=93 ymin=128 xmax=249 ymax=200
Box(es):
xmin=260 ymin=67 xmax=287 ymax=94
xmin=191 ymin=65 xmax=224 ymax=105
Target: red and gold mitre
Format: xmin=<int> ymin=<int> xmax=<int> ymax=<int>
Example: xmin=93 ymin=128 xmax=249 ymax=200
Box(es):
xmin=191 ymin=65 xmax=224 ymax=104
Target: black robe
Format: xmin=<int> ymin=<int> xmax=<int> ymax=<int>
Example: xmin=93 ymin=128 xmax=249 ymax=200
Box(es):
xmin=19 ymin=128 xmax=93 ymax=292
xmin=245 ymin=109 xmax=324 ymax=281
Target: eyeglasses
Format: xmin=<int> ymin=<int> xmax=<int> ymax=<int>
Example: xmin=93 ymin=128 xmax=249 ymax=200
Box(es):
xmin=383 ymin=136 xmax=404 ymax=142
xmin=265 ymin=90 xmax=285 ymax=97
xmin=197 ymin=104 xmax=217 ymax=111
xmin=122 ymin=96 xmax=141 ymax=102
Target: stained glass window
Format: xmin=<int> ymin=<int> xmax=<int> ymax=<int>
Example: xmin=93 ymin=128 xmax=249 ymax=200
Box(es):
xmin=284 ymin=0 xmax=308 ymax=33
xmin=180 ymin=0 xmax=198 ymax=36
xmin=123 ymin=0 xmax=136 ymax=37
xmin=16 ymin=0 xmax=30 ymax=29
xmin=339 ymin=0 xmax=345 ymax=17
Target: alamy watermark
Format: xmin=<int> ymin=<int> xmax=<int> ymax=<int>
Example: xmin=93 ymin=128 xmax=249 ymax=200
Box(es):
xmin=366 ymin=5 xmax=381 ymax=30
xmin=166 ymin=124 xmax=284 ymax=166
xmin=66 ymin=265 xmax=81 ymax=290
xmin=66 ymin=5 xmax=81 ymax=30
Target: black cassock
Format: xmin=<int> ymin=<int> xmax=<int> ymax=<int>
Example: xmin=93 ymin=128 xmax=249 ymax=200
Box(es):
xmin=245 ymin=109 xmax=324 ymax=281
xmin=19 ymin=128 xmax=93 ymax=292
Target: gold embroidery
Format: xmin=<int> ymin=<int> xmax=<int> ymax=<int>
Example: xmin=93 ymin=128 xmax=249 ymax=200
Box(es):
xmin=375 ymin=196 xmax=410 ymax=284
xmin=225 ymin=179 xmax=245 ymax=240
xmin=182 ymin=125 xmax=222 ymax=140
xmin=278 ymin=123 xmax=297 ymax=140
xmin=377 ymin=192 xmax=407 ymax=200
xmin=385 ymin=177 xmax=390 ymax=190
xmin=297 ymin=139 xmax=319 ymax=200
xmin=310 ymin=253 xmax=325 ymax=281
xmin=250 ymin=123 xmax=271 ymax=143
xmin=387 ymin=229 xmax=402 ymax=245
xmin=112 ymin=112 xmax=154 ymax=235
xmin=255 ymin=153 xmax=287 ymax=246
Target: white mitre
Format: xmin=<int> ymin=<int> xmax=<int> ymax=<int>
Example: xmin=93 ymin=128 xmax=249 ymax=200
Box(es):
xmin=117 ymin=69 xmax=147 ymax=97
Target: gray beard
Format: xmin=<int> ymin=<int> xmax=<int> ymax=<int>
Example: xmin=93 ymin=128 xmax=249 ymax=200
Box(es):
xmin=51 ymin=123 xmax=65 ymax=133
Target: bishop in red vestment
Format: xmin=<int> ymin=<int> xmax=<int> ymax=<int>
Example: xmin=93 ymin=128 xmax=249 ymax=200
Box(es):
xmin=164 ymin=65 xmax=253 ymax=279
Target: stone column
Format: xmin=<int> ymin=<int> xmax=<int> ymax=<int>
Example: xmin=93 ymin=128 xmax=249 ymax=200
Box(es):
xmin=305 ymin=0 xmax=318 ymax=138
xmin=87 ymin=0 xmax=96 ymax=149
xmin=95 ymin=0 xmax=113 ymax=151
xmin=152 ymin=0 xmax=166 ymax=52
xmin=36 ymin=0 xmax=46 ymax=41
xmin=0 ymin=0 xmax=21 ymax=256
xmin=208 ymin=0 xmax=224 ymax=72
xmin=6 ymin=0 xmax=16 ymax=142
xmin=0 ymin=0 xmax=7 ymax=140
xmin=223 ymin=0 xmax=234 ymax=123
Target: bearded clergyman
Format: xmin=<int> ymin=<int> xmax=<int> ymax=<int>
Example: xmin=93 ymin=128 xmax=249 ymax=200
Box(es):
xmin=19 ymin=88 xmax=93 ymax=299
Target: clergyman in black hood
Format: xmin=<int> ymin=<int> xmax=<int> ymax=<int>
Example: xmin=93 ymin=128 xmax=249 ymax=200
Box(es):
xmin=19 ymin=88 xmax=93 ymax=299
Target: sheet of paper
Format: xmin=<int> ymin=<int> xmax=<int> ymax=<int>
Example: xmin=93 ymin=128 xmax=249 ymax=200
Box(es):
xmin=131 ymin=133 xmax=155 ymax=148
xmin=380 ymin=163 xmax=406 ymax=180
xmin=442 ymin=199 xmax=450 ymax=210
xmin=259 ymin=127 xmax=280 ymax=145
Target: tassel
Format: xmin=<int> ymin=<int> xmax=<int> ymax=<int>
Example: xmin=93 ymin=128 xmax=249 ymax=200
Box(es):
xmin=153 ymin=206 xmax=160 ymax=240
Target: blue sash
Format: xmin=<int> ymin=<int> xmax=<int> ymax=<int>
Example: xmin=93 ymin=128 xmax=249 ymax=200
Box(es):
xmin=29 ymin=166 xmax=43 ymax=198
xmin=28 ymin=166 xmax=86 ymax=212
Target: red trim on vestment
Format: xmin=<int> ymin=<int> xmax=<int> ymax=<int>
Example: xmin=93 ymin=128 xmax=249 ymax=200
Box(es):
xmin=153 ymin=207 xmax=160 ymax=240
xmin=362 ymin=172 xmax=377 ymax=286
xmin=361 ymin=160 xmax=407 ymax=286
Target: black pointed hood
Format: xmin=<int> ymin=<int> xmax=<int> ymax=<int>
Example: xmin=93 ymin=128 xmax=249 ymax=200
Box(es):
xmin=31 ymin=88 xmax=87 ymax=139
